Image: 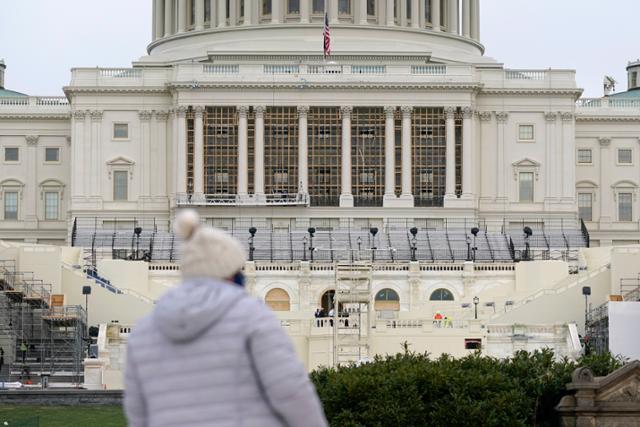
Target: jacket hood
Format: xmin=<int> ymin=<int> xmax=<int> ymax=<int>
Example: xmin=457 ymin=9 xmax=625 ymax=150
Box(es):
xmin=153 ymin=278 xmax=246 ymax=343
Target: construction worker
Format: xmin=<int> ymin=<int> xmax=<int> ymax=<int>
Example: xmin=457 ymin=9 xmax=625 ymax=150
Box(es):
xmin=20 ymin=342 xmax=27 ymax=364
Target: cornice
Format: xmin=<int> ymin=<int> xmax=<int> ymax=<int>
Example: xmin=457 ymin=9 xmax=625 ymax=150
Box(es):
xmin=167 ymin=82 xmax=484 ymax=92
xmin=481 ymin=88 xmax=583 ymax=97
xmin=63 ymin=86 xmax=168 ymax=95
xmin=576 ymin=115 xmax=640 ymax=122
xmin=0 ymin=113 xmax=70 ymax=121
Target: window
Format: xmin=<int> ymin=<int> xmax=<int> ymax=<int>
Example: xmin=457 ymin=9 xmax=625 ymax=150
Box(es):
xmin=578 ymin=193 xmax=593 ymax=222
xmin=519 ymin=172 xmax=534 ymax=202
xmin=632 ymin=72 xmax=638 ymax=88
xmin=113 ymin=171 xmax=128 ymax=201
xmin=618 ymin=149 xmax=633 ymax=165
xmin=312 ymin=0 xmax=324 ymax=13
xmin=4 ymin=148 xmax=18 ymax=162
xmin=338 ymin=0 xmax=351 ymax=15
xmin=367 ymin=0 xmax=375 ymax=15
xmin=518 ymin=124 xmax=534 ymax=141
xmin=45 ymin=148 xmax=60 ymax=162
xmin=113 ymin=123 xmax=129 ymax=140
xmin=375 ymin=288 xmax=400 ymax=311
xmin=4 ymin=192 xmax=18 ymax=220
xmin=265 ymin=288 xmax=290 ymax=311
xmin=44 ymin=192 xmax=59 ymax=220
xmin=430 ymin=288 xmax=454 ymax=301
xmin=262 ymin=0 xmax=272 ymax=15
xmin=577 ymin=149 xmax=592 ymax=164
xmin=618 ymin=193 xmax=632 ymax=222
xmin=406 ymin=0 xmax=411 ymax=19
xmin=288 ymin=0 xmax=300 ymax=14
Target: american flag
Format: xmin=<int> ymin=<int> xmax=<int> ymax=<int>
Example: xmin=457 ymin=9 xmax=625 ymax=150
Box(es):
xmin=323 ymin=13 xmax=331 ymax=59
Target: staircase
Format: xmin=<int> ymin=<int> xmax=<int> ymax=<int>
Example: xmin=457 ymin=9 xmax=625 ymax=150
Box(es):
xmin=333 ymin=264 xmax=372 ymax=366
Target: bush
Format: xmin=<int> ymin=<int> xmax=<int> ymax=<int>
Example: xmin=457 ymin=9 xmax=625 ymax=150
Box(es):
xmin=310 ymin=348 xmax=623 ymax=427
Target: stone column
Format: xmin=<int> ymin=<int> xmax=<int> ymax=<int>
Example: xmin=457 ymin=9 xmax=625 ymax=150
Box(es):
xmin=358 ymin=0 xmax=368 ymax=24
xmin=90 ymin=111 xmax=103 ymax=197
xmin=254 ymin=106 xmax=265 ymax=197
xmin=71 ymin=111 xmax=86 ymax=198
xmin=462 ymin=107 xmax=473 ymax=198
xmin=178 ymin=0 xmax=188 ymax=32
xmin=238 ymin=106 xmax=249 ymax=196
xmin=193 ymin=106 xmax=205 ymax=200
xmin=340 ymin=106 xmax=353 ymax=207
xmin=445 ymin=107 xmax=456 ymax=199
xmin=384 ymin=106 xmax=396 ymax=200
xmin=244 ymin=0 xmax=252 ymax=25
xmin=386 ymin=0 xmax=395 ymax=25
xmin=462 ymin=0 xmax=471 ymax=37
xmin=154 ymin=111 xmax=169 ymax=197
xmin=431 ymin=0 xmax=441 ymax=30
xmin=544 ymin=112 xmax=556 ymax=204
xmin=154 ymin=0 xmax=164 ymax=40
xmin=562 ymin=113 xmax=575 ymax=201
xmin=300 ymin=0 xmax=310 ymax=23
xmin=176 ymin=107 xmax=188 ymax=195
xmin=298 ymin=106 xmax=309 ymax=196
xmin=164 ymin=0 xmax=174 ymax=36
xmin=448 ymin=0 xmax=458 ymax=35
xmin=24 ymin=135 xmax=39 ymax=224
xmin=411 ymin=0 xmax=419 ymax=28
xmin=496 ymin=112 xmax=508 ymax=203
xmin=401 ymin=106 xmax=413 ymax=202
xmin=195 ymin=0 xmax=205 ymax=30
xmin=139 ymin=111 xmax=153 ymax=197
xmin=272 ymin=0 xmax=282 ymax=23
xmin=599 ymin=138 xmax=612 ymax=225
xmin=218 ymin=0 xmax=227 ymax=27
xmin=329 ymin=0 xmax=338 ymax=24
xmin=470 ymin=0 xmax=479 ymax=40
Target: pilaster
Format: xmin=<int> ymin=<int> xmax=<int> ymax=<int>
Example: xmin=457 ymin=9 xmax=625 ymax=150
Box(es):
xmin=298 ymin=106 xmax=309 ymax=197
xmin=238 ymin=106 xmax=249 ymax=197
xmin=400 ymin=106 xmax=414 ymax=205
xmin=340 ymin=106 xmax=353 ymax=207
xmin=444 ymin=107 xmax=457 ymax=202
xmin=254 ymin=106 xmax=265 ymax=198
xmin=193 ymin=106 xmax=205 ymax=201
xmin=24 ymin=135 xmax=39 ymax=225
xmin=90 ymin=110 xmax=103 ymax=199
xmin=154 ymin=111 xmax=170 ymax=198
xmin=495 ymin=112 xmax=508 ymax=205
xmin=383 ymin=106 xmax=396 ymax=203
xmin=176 ymin=106 xmax=188 ymax=195
xmin=139 ymin=111 xmax=153 ymax=198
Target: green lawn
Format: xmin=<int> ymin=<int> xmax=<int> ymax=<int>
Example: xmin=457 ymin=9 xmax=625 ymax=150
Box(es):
xmin=0 ymin=406 xmax=126 ymax=427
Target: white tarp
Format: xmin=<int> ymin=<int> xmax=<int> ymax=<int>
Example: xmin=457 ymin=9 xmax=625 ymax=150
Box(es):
xmin=608 ymin=302 xmax=640 ymax=361
xmin=0 ymin=382 xmax=22 ymax=389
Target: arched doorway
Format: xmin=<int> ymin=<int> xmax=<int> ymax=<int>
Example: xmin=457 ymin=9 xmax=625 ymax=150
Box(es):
xmin=429 ymin=288 xmax=455 ymax=301
xmin=265 ymin=288 xmax=291 ymax=311
xmin=320 ymin=290 xmax=344 ymax=314
xmin=374 ymin=288 xmax=400 ymax=311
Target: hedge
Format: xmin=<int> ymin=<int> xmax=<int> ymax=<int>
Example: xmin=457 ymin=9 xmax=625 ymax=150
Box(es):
xmin=310 ymin=346 xmax=623 ymax=427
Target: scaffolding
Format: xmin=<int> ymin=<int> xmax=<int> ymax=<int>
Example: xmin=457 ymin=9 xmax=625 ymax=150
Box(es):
xmin=332 ymin=264 xmax=372 ymax=366
xmin=0 ymin=261 xmax=86 ymax=386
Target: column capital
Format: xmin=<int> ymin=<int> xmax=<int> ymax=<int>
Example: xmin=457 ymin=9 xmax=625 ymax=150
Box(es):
xmin=561 ymin=112 xmax=574 ymax=122
xmin=238 ymin=106 xmax=249 ymax=117
xmin=341 ymin=106 xmax=353 ymax=118
xmin=462 ymin=107 xmax=474 ymax=119
xmin=155 ymin=110 xmax=170 ymax=121
xmin=72 ymin=110 xmax=86 ymax=120
xmin=138 ymin=110 xmax=153 ymax=121
xmin=255 ymin=106 xmax=266 ymax=117
xmin=544 ymin=112 xmax=557 ymax=122
xmin=445 ymin=107 xmax=456 ymax=119
xmin=598 ymin=137 xmax=611 ymax=148
xmin=385 ymin=106 xmax=396 ymax=118
xmin=25 ymin=135 xmax=39 ymax=146
xmin=495 ymin=112 xmax=509 ymax=123
xmin=90 ymin=110 xmax=104 ymax=122
xmin=401 ymin=106 xmax=413 ymax=117
xmin=175 ymin=106 xmax=188 ymax=118
xmin=194 ymin=106 xmax=205 ymax=118
xmin=478 ymin=111 xmax=492 ymax=121
xmin=298 ymin=105 xmax=310 ymax=117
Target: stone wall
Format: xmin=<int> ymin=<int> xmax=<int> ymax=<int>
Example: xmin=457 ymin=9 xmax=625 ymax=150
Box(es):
xmin=0 ymin=390 xmax=122 ymax=406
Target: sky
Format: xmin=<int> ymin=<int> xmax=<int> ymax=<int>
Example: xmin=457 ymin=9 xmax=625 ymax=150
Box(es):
xmin=0 ymin=0 xmax=638 ymax=97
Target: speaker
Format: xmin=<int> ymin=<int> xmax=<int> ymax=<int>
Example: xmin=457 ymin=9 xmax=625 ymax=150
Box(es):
xmin=82 ymin=286 xmax=92 ymax=295
xmin=582 ymin=286 xmax=591 ymax=296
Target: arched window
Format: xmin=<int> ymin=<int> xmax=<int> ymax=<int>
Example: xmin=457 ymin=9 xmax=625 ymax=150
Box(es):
xmin=320 ymin=290 xmax=335 ymax=314
xmin=375 ymin=288 xmax=400 ymax=311
xmin=265 ymin=288 xmax=290 ymax=311
xmin=430 ymin=288 xmax=454 ymax=301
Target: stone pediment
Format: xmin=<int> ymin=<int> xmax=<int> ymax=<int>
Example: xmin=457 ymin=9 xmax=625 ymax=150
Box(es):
xmin=512 ymin=158 xmax=540 ymax=169
xmin=106 ymin=156 xmax=135 ymax=167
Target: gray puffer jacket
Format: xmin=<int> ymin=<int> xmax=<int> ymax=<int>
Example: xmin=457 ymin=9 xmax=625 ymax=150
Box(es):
xmin=124 ymin=279 xmax=328 ymax=427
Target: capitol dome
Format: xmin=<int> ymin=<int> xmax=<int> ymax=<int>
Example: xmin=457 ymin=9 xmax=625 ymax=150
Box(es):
xmin=145 ymin=0 xmax=486 ymax=64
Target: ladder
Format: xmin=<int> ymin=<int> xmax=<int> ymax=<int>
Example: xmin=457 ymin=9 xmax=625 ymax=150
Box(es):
xmin=332 ymin=263 xmax=372 ymax=367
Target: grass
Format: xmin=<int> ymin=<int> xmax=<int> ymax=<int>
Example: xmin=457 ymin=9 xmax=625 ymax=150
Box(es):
xmin=0 ymin=406 xmax=126 ymax=427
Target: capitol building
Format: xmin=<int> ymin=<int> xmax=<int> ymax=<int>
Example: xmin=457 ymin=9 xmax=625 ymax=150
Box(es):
xmin=1 ymin=0 xmax=640 ymax=386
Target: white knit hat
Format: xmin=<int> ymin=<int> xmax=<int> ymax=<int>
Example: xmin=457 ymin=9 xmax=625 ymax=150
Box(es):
xmin=174 ymin=210 xmax=246 ymax=280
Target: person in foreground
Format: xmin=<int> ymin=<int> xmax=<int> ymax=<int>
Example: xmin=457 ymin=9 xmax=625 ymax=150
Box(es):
xmin=124 ymin=210 xmax=328 ymax=427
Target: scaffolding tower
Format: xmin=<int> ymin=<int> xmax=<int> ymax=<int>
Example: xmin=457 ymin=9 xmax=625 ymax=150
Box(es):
xmin=0 ymin=261 xmax=86 ymax=386
xmin=332 ymin=264 xmax=372 ymax=366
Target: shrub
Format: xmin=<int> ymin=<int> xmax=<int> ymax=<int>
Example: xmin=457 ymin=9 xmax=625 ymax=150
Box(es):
xmin=310 ymin=348 xmax=623 ymax=427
